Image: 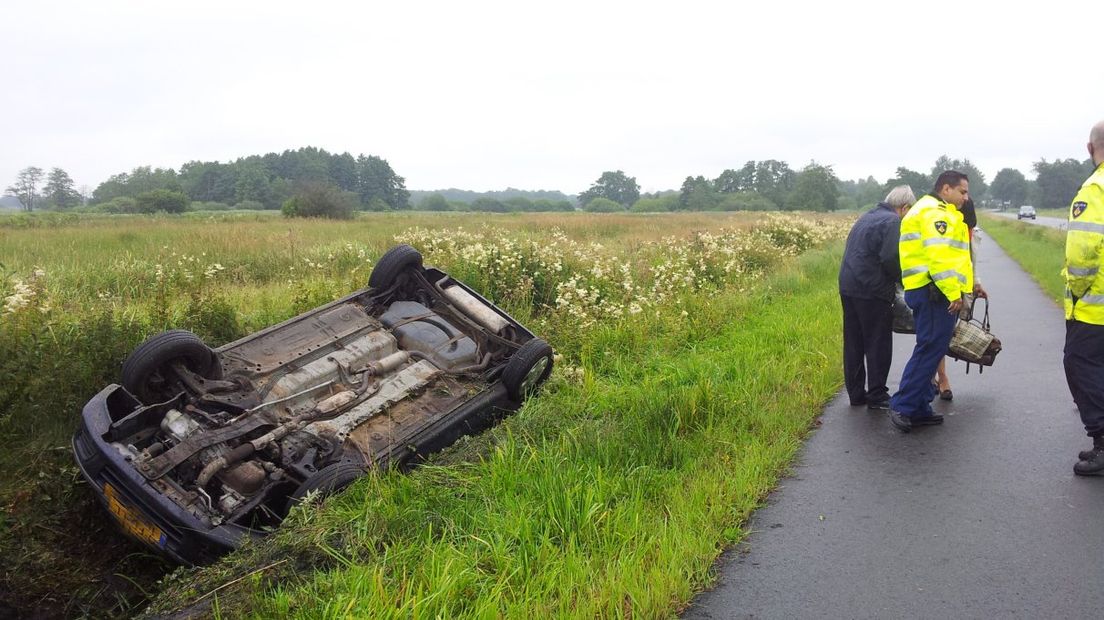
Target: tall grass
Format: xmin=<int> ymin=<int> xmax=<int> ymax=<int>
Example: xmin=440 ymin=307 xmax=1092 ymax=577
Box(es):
xmin=149 ymin=247 xmax=846 ymax=619
xmin=0 ymin=211 xmax=851 ymax=617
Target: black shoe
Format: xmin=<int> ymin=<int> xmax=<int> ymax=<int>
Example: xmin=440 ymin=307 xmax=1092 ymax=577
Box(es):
xmin=890 ymin=410 xmax=912 ymax=433
xmin=1075 ymin=448 xmax=1104 ymax=476
xmin=850 ymin=399 xmax=867 ymax=407
xmin=867 ymin=400 xmax=890 ymax=411
xmin=940 ymin=389 xmax=954 ymax=401
xmin=912 ymin=414 xmax=944 ymax=426
xmin=1077 ymin=434 xmax=1104 ymax=463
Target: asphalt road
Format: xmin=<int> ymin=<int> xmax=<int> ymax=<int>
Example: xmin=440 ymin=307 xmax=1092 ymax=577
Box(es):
xmin=683 ymin=231 xmax=1104 ymax=618
xmin=991 ymin=210 xmax=1068 ymax=230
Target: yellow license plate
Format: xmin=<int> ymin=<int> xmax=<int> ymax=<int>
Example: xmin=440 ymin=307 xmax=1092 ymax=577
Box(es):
xmin=104 ymin=483 xmax=166 ymax=548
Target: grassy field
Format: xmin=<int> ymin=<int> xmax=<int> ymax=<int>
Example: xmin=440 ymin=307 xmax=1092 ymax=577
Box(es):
xmin=979 ymin=213 xmax=1065 ymax=302
xmin=0 ymin=210 xmax=851 ymax=618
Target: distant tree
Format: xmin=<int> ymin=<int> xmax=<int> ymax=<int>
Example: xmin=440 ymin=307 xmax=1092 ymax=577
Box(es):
xmin=268 ymin=177 xmax=292 ymax=209
xmin=714 ymin=191 xmax=776 ymax=211
xmin=578 ymin=170 xmax=640 ymax=208
xmin=136 ymin=189 xmax=189 ymax=213
xmin=417 ymin=193 xmax=452 ymax=211
xmin=329 ymin=152 xmax=359 ymax=192
xmin=582 ymin=196 xmax=625 ymax=212
xmin=94 ymin=196 xmax=138 ymax=213
xmin=271 ymin=148 xmax=329 ymax=182
xmin=92 ymin=166 xmax=181 ymax=203
xmin=1034 ymin=158 xmax=1094 ymax=210
xmin=42 ymin=167 xmax=81 ymax=209
xmin=885 ymin=167 xmax=932 ymax=198
xmin=989 ymin=168 xmax=1029 ymax=208
xmin=6 ymin=166 xmax=44 ymax=211
xmin=234 ymin=163 xmax=274 ymax=207
xmin=678 ymin=175 xmax=720 ymax=210
xmin=180 ymin=161 xmax=237 ymax=204
xmin=931 ymin=155 xmax=987 ymax=198
xmin=786 ymin=163 xmax=840 ymax=211
xmin=470 ymin=197 xmax=509 ymax=212
xmin=504 ymin=196 xmax=534 ymax=212
xmin=281 ymin=182 xmax=357 ymax=219
xmin=837 ymin=195 xmax=859 ymax=211
xmin=715 ymin=162 xmax=757 ymax=193
xmin=752 ymin=160 xmax=796 ymax=208
xmin=531 ymin=198 xmax=574 ymax=212
xmin=631 ymin=194 xmax=679 ymax=212
xmin=838 ymin=176 xmax=883 ymax=209
xmin=356 ymin=155 xmax=410 ymax=209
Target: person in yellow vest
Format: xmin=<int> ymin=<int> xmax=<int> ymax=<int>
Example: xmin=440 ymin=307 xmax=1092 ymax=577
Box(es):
xmin=889 ymin=171 xmax=987 ymax=431
xmin=1063 ymin=119 xmax=1104 ymax=475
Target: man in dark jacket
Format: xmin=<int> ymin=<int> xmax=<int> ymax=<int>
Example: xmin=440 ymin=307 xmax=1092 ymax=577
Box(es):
xmin=839 ymin=185 xmax=915 ymax=409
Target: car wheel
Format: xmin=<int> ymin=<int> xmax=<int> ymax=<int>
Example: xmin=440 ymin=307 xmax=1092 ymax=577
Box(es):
xmin=369 ymin=244 xmax=423 ymax=290
xmin=284 ymin=462 xmax=366 ymax=514
xmin=501 ymin=338 xmax=554 ymax=402
xmin=122 ymin=330 xmax=222 ymax=404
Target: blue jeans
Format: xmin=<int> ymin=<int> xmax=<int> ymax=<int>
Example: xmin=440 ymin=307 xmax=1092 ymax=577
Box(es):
xmin=890 ymin=286 xmax=957 ymax=417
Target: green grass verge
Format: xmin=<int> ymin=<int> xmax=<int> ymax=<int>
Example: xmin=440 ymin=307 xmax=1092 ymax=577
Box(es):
xmin=979 ymin=214 xmax=1065 ymax=303
xmin=149 ymin=245 xmax=846 ymax=619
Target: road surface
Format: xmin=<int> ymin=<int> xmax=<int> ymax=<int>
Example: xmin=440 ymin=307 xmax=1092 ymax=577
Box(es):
xmin=684 ymin=231 xmax=1103 ymax=618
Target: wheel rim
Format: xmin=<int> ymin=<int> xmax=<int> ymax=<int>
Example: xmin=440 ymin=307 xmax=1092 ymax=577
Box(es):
xmin=520 ymin=357 xmax=550 ymax=396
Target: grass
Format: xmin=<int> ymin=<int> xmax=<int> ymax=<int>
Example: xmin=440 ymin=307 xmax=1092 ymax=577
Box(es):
xmin=979 ymin=213 xmax=1065 ymax=302
xmin=147 ymin=246 xmax=845 ymax=619
xmin=0 ymin=210 xmax=851 ymax=617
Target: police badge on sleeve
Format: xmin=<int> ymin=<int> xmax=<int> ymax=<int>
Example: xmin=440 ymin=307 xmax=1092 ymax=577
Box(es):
xmin=1073 ymin=201 xmax=1088 ymax=219
xmin=934 ymin=220 xmax=948 ymax=235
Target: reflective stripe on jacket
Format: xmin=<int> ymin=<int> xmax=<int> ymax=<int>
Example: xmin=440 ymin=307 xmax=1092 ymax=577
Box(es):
xmin=898 ymin=194 xmax=973 ymax=301
xmin=1064 ymin=163 xmax=1104 ymax=323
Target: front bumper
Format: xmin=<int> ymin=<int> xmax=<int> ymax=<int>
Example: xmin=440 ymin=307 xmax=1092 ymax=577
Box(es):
xmin=72 ymin=384 xmax=258 ymax=565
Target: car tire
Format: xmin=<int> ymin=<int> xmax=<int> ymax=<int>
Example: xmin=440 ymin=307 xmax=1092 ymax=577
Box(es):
xmin=285 ymin=462 xmax=366 ymax=513
xmin=122 ymin=329 xmax=222 ymax=404
xmin=501 ymin=337 xmax=554 ymax=402
xmin=369 ymin=244 xmax=423 ymax=290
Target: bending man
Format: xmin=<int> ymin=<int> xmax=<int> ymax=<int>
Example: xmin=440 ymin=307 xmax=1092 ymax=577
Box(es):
xmin=839 ymin=185 xmax=915 ymax=410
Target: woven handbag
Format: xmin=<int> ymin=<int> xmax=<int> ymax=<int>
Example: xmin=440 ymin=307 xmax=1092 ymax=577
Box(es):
xmin=948 ymin=297 xmax=1001 ymax=372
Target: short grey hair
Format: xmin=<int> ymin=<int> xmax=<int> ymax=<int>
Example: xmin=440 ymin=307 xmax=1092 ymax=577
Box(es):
xmin=884 ymin=185 xmax=916 ymax=209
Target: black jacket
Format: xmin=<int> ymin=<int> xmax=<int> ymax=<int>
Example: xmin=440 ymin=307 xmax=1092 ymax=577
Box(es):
xmin=838 ymin=202 xmax=901 ymax=302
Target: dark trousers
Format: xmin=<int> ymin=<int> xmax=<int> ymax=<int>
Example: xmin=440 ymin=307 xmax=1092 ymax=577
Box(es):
xmin=890 ymin=286 xmax=956 ymax=416
xmin=841 ymin=294 xmax=894 ymax=405
xmin=1064 ymin=320 xmax=1104 ymax=437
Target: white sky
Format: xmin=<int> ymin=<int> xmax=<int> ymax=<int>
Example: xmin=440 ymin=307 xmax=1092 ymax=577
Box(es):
xmin=3 ymin=0 xmax=1101 ymax=195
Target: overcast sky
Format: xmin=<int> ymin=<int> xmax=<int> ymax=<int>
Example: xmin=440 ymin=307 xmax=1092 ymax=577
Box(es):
xmin=3 ymin=1 xmax=1101 ymax=195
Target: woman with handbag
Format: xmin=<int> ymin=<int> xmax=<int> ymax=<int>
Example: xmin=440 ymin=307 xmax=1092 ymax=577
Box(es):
xmin=934 ymin=197 xmax=981 ymax=401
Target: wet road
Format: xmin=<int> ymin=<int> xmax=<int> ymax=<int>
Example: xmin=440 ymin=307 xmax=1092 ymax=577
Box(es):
xmin=684 ymin=231 xmax=1104 ymax=618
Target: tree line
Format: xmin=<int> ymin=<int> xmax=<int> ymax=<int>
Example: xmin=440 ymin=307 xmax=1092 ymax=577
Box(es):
xmin=574 ymin=156 xmax=1095 ymax=213
xmin=4 ymin=147 xmax=410 ymax=215
xmin=5 ymin=149 xmax=1096 ymax=217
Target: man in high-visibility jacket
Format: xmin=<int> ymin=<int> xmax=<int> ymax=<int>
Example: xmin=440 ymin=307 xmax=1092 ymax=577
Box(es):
xmin=889 ymin=170 xmax=986 ymax=432
xmin=1063 ymin=119 xmax=1104 ymax=475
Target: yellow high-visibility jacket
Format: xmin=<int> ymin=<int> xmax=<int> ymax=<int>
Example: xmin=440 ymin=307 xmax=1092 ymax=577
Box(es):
xmin=898 ymin=194 xmax=973 ymax=301
xmin=1064 ymin=163 xmax=1104 ymax=324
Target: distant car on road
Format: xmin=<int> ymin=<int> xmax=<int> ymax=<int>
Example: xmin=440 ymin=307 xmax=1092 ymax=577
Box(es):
xmin=73 ymin=244 xmax=554 ymax=564
xmin=1018 ymin=205 xmax=1037 ymax=220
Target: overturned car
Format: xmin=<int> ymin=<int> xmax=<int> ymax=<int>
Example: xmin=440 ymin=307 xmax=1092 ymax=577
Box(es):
xmin=73 ymin=245 xmax=553 ymax=564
